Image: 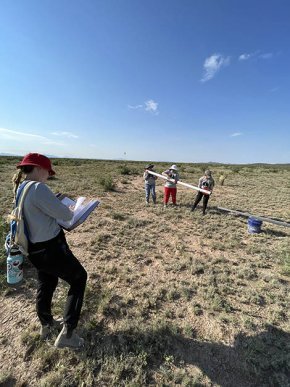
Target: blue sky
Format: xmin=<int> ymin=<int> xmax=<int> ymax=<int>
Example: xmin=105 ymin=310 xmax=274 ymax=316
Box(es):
xmin=0 ymin=0 xmax=289 ymax=163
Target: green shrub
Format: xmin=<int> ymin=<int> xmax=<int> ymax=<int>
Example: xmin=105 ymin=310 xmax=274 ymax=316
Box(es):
xmin=112 ymin=212 xmax=126 ymax=221
xmin=231 ymin=166 xmax=240 ymax=174
xmin=119 ymin=165 xmax=131 ymax=175
xmin=99 ymin=177 xmax=116 ymax=191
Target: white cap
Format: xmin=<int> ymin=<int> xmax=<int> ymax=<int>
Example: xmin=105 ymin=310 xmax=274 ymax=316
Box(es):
xmin=170 ymin=164 xmax=178 ymax=171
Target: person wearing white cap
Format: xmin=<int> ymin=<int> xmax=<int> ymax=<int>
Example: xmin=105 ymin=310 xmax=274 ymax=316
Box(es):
xmin=162 ymin=165 xmax=179 ymax=207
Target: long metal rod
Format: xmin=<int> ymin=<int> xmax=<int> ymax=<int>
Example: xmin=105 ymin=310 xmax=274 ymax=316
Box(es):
xmin=217 ymin=207 xmax=290 ymax=228
xmin=147 ymin=170 xmax=211 ymax=195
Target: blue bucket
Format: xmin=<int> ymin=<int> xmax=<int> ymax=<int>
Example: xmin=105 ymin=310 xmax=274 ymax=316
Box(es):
xmin=248 ymin=217 xmax=262 ymax=233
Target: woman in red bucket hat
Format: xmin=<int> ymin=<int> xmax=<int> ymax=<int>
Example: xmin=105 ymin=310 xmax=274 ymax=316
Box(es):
xmin=12 ymin=153 xmax=87 ymax=349
xmin=17 ymin=152 xmax=56 ymax=175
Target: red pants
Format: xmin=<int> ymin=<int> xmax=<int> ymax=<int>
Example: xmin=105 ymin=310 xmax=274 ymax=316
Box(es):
xmin=164 ymin=187 xmax=177 ymax=204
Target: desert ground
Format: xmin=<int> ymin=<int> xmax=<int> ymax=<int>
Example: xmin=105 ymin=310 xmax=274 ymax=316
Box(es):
xmin=0 ymin=157 xmax=289 ymax=386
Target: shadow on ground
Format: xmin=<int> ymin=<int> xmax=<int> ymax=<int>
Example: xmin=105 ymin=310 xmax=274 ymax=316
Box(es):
xmin=82 ymin=323 xmax=290 ymax=386
xmin=264 ymin=229 xmax=289 ymax=237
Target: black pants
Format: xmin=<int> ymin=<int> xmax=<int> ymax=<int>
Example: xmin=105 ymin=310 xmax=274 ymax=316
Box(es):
xmin=192 ymin=192 xmax=209 ymax=214
xmin=28 ymin=230 xmax=87 ymax=331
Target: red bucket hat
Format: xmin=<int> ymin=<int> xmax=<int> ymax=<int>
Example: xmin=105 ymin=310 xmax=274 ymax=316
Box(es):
xmin=17 ymin=153 xmax=56 ymax=176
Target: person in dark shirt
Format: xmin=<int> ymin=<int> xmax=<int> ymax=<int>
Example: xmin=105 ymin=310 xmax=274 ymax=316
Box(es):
xmin=191 ymin=170 xmax=215 ymax=215
xmin=143 ymin=164 xmax=158 ymax=205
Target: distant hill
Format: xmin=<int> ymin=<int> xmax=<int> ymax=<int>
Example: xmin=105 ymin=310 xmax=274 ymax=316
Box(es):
xmin=0 ymin=153 xmax=59 ymax=158
xmin=0 ymin=154 xmax=289 ymax=166
xmin=0 ymin=152 xmax=21 ymax=156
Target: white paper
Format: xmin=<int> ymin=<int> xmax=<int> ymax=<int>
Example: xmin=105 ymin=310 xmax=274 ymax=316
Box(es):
xmin=57 ymin=196 xmax=100 ymax=231
xmin=61 ymin=197 xmax=75 ymax=207
xmin=74 ymin=197 xmax=86 ymax=212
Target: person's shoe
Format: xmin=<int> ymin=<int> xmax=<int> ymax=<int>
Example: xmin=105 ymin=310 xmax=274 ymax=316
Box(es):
xmin=145 ymin=201 xmax=149 ymax=206
xmin=163 ymin=204 xmax=167 ymax=208
xmin=54 ymin=326 xmax=84 ymax=350
xmin=40 ymin=318 xmax=63 ymax=339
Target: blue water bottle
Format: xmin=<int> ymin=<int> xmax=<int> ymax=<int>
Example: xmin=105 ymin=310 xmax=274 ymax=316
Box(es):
xmin=7 ymin=246 xmax=23 ymax=285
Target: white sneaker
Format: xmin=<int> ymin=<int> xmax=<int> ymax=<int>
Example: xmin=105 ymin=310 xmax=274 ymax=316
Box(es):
xmin=40 ymin=318 xmax=63 ymax=339
xmin=54 ymin=326 xmax=84 ymax=349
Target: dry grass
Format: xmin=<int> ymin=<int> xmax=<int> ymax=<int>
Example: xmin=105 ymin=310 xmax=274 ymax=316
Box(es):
xmin=0 ymin=156 xmax=289 ymax=386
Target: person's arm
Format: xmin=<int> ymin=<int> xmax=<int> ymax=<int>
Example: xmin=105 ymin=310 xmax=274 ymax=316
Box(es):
xmin=149 ymin=170 xmax=158 ymax=180
xmin=198 ymin=177 xmax=203 ymax=188
xmin=162 ymin=170 xmax=170 ymax=177
xmin=32 ymin=183 xmax=74 ymax=221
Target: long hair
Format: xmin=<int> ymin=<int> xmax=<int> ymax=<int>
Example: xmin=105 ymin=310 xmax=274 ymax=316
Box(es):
xmin=12 ymin=170 xmax=23 ymax=200
xmin=12 ymin=166 xmax=34 ymax=200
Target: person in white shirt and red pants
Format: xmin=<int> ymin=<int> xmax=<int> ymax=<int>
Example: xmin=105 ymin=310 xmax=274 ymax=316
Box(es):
xmin=162 ymin=165 xmax=179 ymax=207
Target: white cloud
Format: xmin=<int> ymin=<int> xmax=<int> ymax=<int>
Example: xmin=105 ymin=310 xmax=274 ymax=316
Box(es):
xmin=230 ymin=132 xmax=243 ymax=137
xmin=239 ymin=51 xmax=273 ymax=61
xmin=239 ymin=53 xmax=254 ymax=61
xmin=51 ymin=131 xmax=79 ymax=139
xmin=201 ymin=54 xmax=230 ymax=82
xmin=128 ymin=104 xmax=143 ymax=110
xmin=145 ymin=99 xmax=159 ymax=114
xmin=0 ymin=127 xmax=64 ymax=145
xmin=128 ymin=100 xmax=159 ymax=114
